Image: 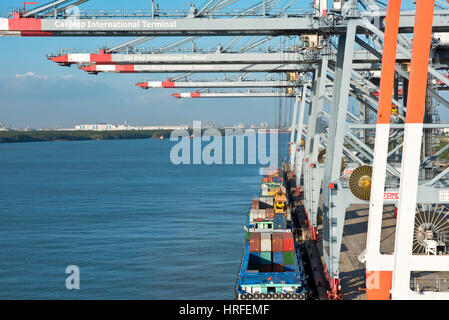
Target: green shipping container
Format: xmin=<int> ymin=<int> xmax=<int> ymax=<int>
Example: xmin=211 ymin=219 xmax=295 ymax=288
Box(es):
xmin=245 ymin=231 xmax=251 ymax=242
xmin=260 ymin=251 xmax=272 ymax=265
xmin=283 ymin=251 xmax=295 ymax=265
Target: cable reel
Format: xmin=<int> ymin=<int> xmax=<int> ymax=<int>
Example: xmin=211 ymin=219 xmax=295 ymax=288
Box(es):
xmin=317 ymin=149 xmax=345 ymax=171
xmin=348 ymin=165 xmax=373 ymax=201
xmin=318 ymin=149 xmax=326 ymax=164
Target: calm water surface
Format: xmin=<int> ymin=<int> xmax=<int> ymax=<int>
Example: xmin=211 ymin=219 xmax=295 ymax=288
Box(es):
xmin=0 ymin=137 xmax=288 ymax=299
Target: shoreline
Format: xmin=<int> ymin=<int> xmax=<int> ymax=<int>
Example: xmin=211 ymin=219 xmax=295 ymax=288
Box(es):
xmin=0 ymin=129 xmax=292 ymax=144
xmin=0 ymin=130 xmax=174 ymax=144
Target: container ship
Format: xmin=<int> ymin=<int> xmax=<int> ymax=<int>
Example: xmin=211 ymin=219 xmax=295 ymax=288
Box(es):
xmin=234 ymin=169 xmax=308 ymax=300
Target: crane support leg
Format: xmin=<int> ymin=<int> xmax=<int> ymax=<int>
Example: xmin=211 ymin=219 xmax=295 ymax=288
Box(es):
xmin=293 ymin=85 xmax=308 ymax=178
xmin=392 ymin=0 xmax=437 ymax=300
xmin=322 ymin=21 xmax=357 ymax=300
xmin=289 ymin=95 xmax=299 ymax=167
xmin=365 ymin=0 xmax=402 ymax=301
xmin=303 ymin=57 xmax=328 ymax=241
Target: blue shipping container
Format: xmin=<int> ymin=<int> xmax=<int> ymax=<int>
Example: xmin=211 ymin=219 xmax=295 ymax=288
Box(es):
xmin=249 ymin=252 xmax=260 ymax=268
xmin=273 ymin=251 xmax=284 ymax=265
xmin=283 ymin=264 xmax=295 ymax=272
xmin=274 ymin=214 xmax=286 ymax=230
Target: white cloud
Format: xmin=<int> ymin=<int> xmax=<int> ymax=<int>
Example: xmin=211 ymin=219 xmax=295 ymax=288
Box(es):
xmin=58 ymin=74 xmax=76 ymax=80
xmin=15 ymin=72 xmax=49 ymax=79
xmin=14 ymin=72 xmax=78 ymax=81
xmin=15 ymin=72 xmax=50 ymax=79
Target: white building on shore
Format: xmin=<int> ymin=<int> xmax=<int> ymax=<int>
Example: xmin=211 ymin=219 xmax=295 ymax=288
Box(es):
xmin=73 ymin=123 xmax=188 ymax=131
xmin=75 ymin=123 xmax=129 ymax=131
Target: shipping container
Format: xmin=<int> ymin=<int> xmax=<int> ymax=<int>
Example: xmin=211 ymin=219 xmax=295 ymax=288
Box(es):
xmin=273 ymin=251 xmax=284 ymax=265
xmin=258 ymin=198 xmax=269 ymax=209
xmin=261 ymin=233 xmax=272 ymax=251
xmin=274 ymin=214 xmax=287 ymax=230
xmin=283 ymin=264 xmax=295 ymax=272
xmin=252 ymin=199 xmax=259 ymax=209
xmin=245 ymin=230 xmax=251 ymax=242
xmin=260 ymin=251 xmax=272 ymax=265
xmin=273 ymin=264 xmax=284 ymax=272
xmin=283 ymin=232 xmax=295 ymax=251
xmin=266 ymin=208 xmax=274 ymax=220
xmin=249 ymin=252 xmax=260 ymax=268
xmin=283 ymin=251 xmax=295 ymax=265
xmin=261 ymin=232 xmax=271 ymax=240
xmin=272 ymin=233 xmax=284 ymax=252
xmin=249 ymin=232 xmax=261 ymax=252
xmin=260 ymin=264 xmax=272 ymax=273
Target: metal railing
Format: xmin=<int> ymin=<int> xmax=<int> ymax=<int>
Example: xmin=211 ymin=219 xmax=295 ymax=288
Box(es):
xmin=411 ymin=276 xmax=449 ymax=293
xmin=47 ymin=46 xmax=302 ymax=56
xmin=8 ymin=7 xmax=310 ymax=19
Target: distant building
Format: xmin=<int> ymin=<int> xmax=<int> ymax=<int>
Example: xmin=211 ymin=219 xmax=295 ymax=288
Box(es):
xmin=73 ymin=123 xmax=188 ymax=131
xmin=0 ymin=125 xmax=12 ymax=131
xmin=75 ymin=123 xmax=129 ymax=131
xmin=140 ymin=126 xmax=189 ymax=131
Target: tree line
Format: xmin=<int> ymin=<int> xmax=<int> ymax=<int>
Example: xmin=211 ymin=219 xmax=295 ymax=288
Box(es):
xmin=0 ymin=130 xmax=174 ymax=143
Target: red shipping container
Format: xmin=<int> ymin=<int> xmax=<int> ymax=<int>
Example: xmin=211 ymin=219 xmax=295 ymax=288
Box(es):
xmin=283 ymin=232 xmax=295 ymax=252
xmin=272 ymin=233 xmax=284 ymax=252
xmin=252 ymin=199 xmax=259 ymax=209
xmin=249 ymin=232 xmax=261 ymax=252
xmin=273 ymin=264 xmax=283 ymax=272
xmin=260 ymin=265 xmax=272 ymax=273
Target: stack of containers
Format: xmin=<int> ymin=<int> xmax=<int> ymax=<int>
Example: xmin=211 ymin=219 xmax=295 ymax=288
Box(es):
xmin=258 ymin=209 xmax=266 ymax=222
xmin=248 ymin=232 xmax=261 ymax=270
xmin=249 ymin=208 xmax=257 ymax=224
xmin=261 ymin=196 xmax=274 ymax=207
xmin=283 ymin=232 xmax=295 ymax=272
xmin=252 ymin=199 xmax=259 ymax=209
xmin=266 ymin=208 xmax=274 ymax=220
xmin=274 ymin=214 xmax=287 ymax=230
xmin=260 ymin=233 xmax=272 ymax=272
xmin=272 ymin=233 xmax=284 ymax=272
xmin=261 ymin=184 xmax=269 ymax=196
xmin=250 ymin=209 xmax=275 ymax=224
xmin=259 ymin=197 xmax=275 ymax=209
xmin=248 ymin=232 xmax=296 ymax=272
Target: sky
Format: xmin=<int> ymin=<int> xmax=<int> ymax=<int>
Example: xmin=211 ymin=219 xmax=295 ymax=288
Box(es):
xmin=0 ymin=0 xmax=425 ymax=129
